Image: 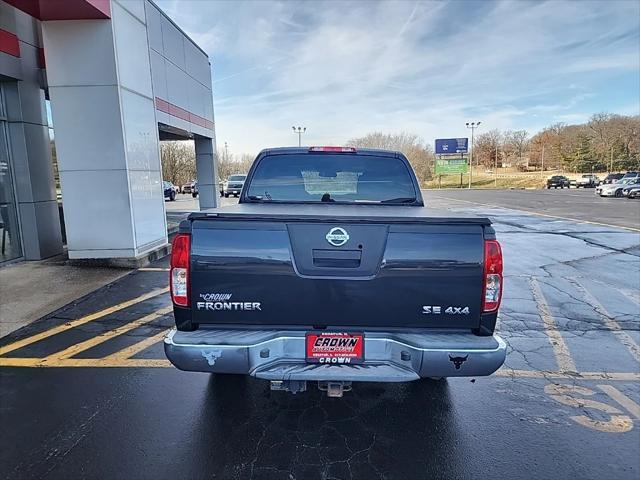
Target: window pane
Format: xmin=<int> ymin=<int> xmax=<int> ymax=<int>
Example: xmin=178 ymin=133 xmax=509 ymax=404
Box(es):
xmin=0 ymin=118 xmax=23 ymax=262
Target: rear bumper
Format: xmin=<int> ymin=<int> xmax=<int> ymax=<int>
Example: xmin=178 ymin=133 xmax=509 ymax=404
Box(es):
xmin=164 ymin=329 xmax=507 ymax=382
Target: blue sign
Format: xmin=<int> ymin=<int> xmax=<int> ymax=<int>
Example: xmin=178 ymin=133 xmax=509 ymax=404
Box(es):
xmin=435 ymin=138 xmax=468 ymax=154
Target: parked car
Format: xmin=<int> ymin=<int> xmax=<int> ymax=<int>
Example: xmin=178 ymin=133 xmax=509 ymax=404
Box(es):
xmin=620 ymin=178 xmax=640 ymax=195
xmin=600 ymin=173 xmax=624 ymax=185
xmin=621 ymin=171 xmax=639 ymax=180
xmin=163 ymin=181 xmax=176 ymax=201
xmin=627 ymin=186 xmax=640 ymax=199
xmin=546 ymin=175 xmax=570 ymax=189
xmin=222 ymin=174 xmax=247 ymax=197
xmin=191 ymin=182 xmax=198 ymax=198
xmin=596 ymin=177 xmax=640 ymax=197
xmin=164 ymin=146 xmax=506 ymax=397
xmin=575 ymin=174 xmax=599 ymax=188
xmin=182 ymin=181 xmax=196 ymax=194
xmin=622 ymin=183 xmax=640 ymax=198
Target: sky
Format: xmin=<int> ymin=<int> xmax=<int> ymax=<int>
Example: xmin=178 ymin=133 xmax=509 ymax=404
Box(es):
xmin=155 ymin=0 xmax=640 ymax=156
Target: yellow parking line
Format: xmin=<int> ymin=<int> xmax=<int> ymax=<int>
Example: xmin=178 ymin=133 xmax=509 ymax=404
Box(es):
xmin=43 ymin=306 xmax=172 ymax=362
xmin=0 ymin=357 xmax=171 ymax=368
xmin=598 ymin=384 xmax=640 ymax=418
xmin=497 ymin=368 xmax=640 ymax=381
xmin=0 ymin=287 xmax=169 ymax=357
xmin=571 ymin=280 xmax=640 ymax=363
xmin=530 ymin=277 xmax=578 ymax=372
xmin=429 ymin=194 xmax=640 ymax=232
xmin=101 ymin=328 xmax=169 ymax=362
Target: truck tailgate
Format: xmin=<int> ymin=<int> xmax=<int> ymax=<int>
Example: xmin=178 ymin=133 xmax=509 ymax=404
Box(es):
xmin=189 ymin=213 xmax=488 ymax=330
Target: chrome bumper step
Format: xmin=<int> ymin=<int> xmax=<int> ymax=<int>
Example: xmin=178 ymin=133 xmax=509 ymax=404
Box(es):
xmin=164 ymin=328 xmax=507 ymax=382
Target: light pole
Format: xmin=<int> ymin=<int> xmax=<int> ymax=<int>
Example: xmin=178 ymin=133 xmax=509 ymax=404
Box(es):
xmin=465 ymin=121 xmax=481 ymax=189
xmin=292 ymin=126 xmax=306 ymax=147
xmin=224 ymin=141 xmax=229 ymax=161
xmin=495 ymin=144 xmax=498 ymax=187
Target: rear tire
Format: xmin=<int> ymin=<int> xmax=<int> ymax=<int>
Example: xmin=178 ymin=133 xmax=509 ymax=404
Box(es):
xmin=224 ymin=193 xmax=229 ymax=198
xmin=170 ymin=191 xmax=176 ymax=201
xmin=615 ymin=189 xmax=623 ymax=198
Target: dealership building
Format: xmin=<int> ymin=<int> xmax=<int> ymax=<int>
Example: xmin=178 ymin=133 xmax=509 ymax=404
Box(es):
xmin=0 ymin=0 xmax=218 ymax=265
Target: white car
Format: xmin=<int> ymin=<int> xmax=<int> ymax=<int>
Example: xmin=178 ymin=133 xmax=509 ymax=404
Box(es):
xmin=596 ymin=178 xmax=640 ymax=197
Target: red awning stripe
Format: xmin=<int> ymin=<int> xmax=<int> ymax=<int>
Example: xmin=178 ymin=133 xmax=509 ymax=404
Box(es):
xmin=155 ymin=97 xmax=214 ymax=131
xmin=0 ymin=29 xmax=20 ymax=58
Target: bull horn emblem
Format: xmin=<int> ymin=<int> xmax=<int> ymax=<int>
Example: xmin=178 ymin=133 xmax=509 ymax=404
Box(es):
xmin=449 ymin=354 xmax=469 ymax=370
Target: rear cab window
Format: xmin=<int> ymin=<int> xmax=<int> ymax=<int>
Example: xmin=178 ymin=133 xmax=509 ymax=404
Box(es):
xmin=245 ymin=152 xmax=419 ymax=204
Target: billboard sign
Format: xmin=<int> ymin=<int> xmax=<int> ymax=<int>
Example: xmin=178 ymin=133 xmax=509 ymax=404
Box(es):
xmin=435 ymin=138 xmax=468 ymax=154
xmin=435 ymin=158 xmax=468 ymax=174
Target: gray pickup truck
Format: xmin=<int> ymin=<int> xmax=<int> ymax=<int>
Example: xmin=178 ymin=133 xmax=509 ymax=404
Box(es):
xmin=165 ymin=146 xmax=506 ymax=396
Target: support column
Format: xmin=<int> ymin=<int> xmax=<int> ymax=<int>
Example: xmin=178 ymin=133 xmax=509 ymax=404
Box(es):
xmin=194 ymin=135 xmax=218 ymax=210
xmin=42 ymin=4 xmax=168 ymax=262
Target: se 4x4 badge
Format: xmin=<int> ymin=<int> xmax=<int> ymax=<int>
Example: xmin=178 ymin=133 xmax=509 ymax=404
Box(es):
xmin=422 ymin=306 xmax=470 ymax=314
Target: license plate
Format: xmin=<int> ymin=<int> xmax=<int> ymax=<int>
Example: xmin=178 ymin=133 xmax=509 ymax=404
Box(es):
xmin=305 ymin=332 xmax=364 ymax=364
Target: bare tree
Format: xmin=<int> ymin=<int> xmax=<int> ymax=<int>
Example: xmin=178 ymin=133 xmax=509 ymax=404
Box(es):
xmin=474 ymin=130 xmax=503 ymax=168
xmin=503 ymin=130 xmax=529 ymax=166
xmin=588 ymin=113 xmax=618 ymax=164
xmin=346 ymin=132 xmax=433 ymax=184
xmin=216 ymin=151 xmax=256 ymax=181
xmin=160 ymin=141 xmax=196 ymax=186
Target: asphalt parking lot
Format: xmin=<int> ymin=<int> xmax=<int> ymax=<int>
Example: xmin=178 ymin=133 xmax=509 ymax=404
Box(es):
xmin=427 ymin=187 xmax=640 ymax=230
xmin=1 ymin=189 xmax=639 ymax=479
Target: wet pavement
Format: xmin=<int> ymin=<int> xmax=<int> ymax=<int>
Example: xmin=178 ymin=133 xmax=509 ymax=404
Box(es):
xmin=1 ymin=190 xmax=639 ymax=479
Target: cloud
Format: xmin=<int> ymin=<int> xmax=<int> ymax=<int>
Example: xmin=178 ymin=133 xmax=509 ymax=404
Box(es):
xmin=155 ymin=0 xmax=640 ymax=156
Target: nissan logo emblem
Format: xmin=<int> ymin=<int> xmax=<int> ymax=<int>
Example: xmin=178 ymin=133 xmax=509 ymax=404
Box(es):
xmin=326 ymin=227 xmax=349 ymax=247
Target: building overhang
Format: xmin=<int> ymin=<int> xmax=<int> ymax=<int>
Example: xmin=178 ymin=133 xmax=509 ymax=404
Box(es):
xmin=5 ymin=0 xmax=111 ymax=20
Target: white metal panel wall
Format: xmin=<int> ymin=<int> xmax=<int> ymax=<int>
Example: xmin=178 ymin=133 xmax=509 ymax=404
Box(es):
xmin=145 ymin=0 xmax=215 ymax=139
xmin=112 ymin=2 xmax=153 ymax=98
xmin=111 ymin=0 xmax=167 ymax=252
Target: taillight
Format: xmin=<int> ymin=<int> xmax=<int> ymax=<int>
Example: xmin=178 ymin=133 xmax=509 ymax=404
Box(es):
xmin=308 ymin=146 xmax=356 ymax=153
xmin=482 ymin=240 xmax=503 ymax=312
xmin=170 ymin=233 xmax=190 ymax=306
